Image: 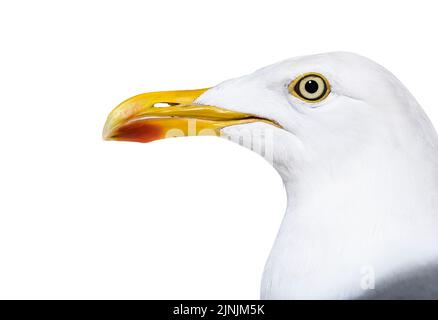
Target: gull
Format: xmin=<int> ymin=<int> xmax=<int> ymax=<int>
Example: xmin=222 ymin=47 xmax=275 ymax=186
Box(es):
xmin=103 ymin=52 xmax=438 ymax=299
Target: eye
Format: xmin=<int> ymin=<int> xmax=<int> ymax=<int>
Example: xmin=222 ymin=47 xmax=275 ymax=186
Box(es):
xmin=288 ymin=73 xmax=330 ymax=103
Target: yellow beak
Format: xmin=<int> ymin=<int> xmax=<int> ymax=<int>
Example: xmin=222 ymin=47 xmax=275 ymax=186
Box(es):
xmin=103 ymin=88 xmax=276 ymax=143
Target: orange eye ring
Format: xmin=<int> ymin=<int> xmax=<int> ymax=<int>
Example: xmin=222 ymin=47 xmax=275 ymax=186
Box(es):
xmin=288 ymin=73 xmax=330 ymax=103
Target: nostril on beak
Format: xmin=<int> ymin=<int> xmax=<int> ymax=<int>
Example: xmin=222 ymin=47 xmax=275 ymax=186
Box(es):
xmin=153 ymin=102 xmax=179 ymax=108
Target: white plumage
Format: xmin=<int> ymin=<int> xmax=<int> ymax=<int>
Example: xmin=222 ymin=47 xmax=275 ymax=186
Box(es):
xmin=104 ymin=51 xmax=438 ymax=299
xmin=195 ymin=52 xmax=438 ymax=299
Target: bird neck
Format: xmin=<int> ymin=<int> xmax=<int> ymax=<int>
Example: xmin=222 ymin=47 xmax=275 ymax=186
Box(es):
xmin=262 ymin=142 xmax=438 ymax=299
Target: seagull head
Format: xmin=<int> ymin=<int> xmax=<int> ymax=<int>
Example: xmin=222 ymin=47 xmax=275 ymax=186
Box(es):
xmin=103 ymin=52 xmax=435 ymax=180
xmin=103 ymin=52 xmax=438 ymax=299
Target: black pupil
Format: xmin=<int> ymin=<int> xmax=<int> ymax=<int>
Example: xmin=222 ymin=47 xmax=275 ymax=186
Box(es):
xmin=304 ymin=80 xmax=319 ymax=94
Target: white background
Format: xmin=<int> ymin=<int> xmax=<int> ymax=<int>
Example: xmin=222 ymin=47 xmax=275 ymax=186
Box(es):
xmin=0 ymin=0 xmax=437 ymax=299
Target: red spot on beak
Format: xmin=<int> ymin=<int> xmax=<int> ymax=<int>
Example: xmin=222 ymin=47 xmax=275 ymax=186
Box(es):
xmin=112 ymin=120 xmax=164 ymax=143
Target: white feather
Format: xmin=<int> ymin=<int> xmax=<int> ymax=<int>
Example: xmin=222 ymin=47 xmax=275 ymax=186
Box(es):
xmin=196 ymin=52 xmax=438 ymax=299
